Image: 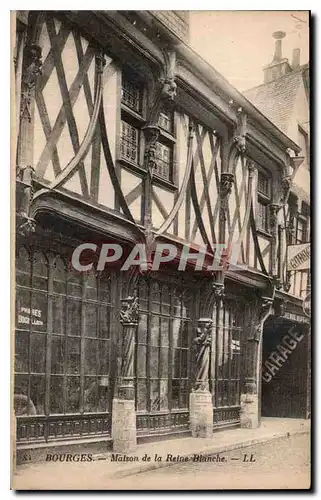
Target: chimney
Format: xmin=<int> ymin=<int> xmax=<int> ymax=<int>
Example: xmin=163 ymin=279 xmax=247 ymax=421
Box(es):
xmin=273 ymin=31 xmax=285 ymax=61
xmin=263 ymin=31 xmax=292 ymax=84
xmin=292 ymin=48 xmax=301 ymax=70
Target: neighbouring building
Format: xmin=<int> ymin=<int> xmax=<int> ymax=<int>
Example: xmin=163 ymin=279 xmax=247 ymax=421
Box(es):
xmin=14 ymin=11 xmax=309 ymax=459
xmin=244 ymin=30 xmax=311 ymax=419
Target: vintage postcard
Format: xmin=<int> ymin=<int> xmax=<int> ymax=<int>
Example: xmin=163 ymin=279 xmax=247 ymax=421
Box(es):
xmin=12 ymin=10 xmax=311 ymax=490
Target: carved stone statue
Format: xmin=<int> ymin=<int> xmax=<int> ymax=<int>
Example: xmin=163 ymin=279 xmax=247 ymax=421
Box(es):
xmin=120 ymin=296 xmax=139 ymax=325
xmin=193 ymin=318 xmax=212 ymax=391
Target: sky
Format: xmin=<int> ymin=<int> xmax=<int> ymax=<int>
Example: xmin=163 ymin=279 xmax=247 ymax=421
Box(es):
xmin=189 ymin=11 xmax=309 ymax=92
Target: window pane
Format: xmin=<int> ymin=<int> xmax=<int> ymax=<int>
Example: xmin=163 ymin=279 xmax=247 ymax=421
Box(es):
xmin=31 ymin=292 xmax=47 ymax=332
xmin=84 ymin=271 xmax=97 ymax=300
xmin=150 ymin=315 xmax=159 ymax=346
xmin=30 ymin=333 xmax=46 ymax=373
xmin=160 ymin=347 xmax=168 ymax=378
xmin=14 ymin=375 xmax=34 ymax=416
xmin=158 ymin=108 xmax=173 ymax=134
xmin=51 ymin=335 xmax=65 ymax=374
xmin=171 ymin=379 xmax=179 ymax=409
xmin=99 ymin=306 xmax=110 ymax=339
xmin=67 ymin=300 xmax=81 ymax=336
xmin=137 ymin=313 xmax=147 ymax=343
xmin=172 ymin=348 xmax=181 ymax=378
xmin=67 ymin=271 xmax=82 ymax=297
xmin=32 ymin=252 xmax=48 ymax=291
xmin=258 ymin=171 xmax=270 ymax=196
xmin=150 ymin=346 xmax=159 ymax=378
xmin=121 ymin=75 xmax=142 ymax=112
xmin=160 ymin=379 xmax=168 ymax=410
xmin=99 ymin=276 xmax=110 ymax=303
xmin=84 ymin=304 xmax=97 ymax=337
xmin=137 ymin=345 xmax=146 ymax=377
xmin=181 ymin=349 xmax=188 ymax=378
xmin=66 ymin=376 xmax=80 ymax=413
xmin=84 ymin=338 xmax=98 ymax=375
xmin=98 ymin=340 xmax=109 ymax=375
xmin=52 ymin=257 xmax=66 ymax=294
xmin=120 ymin=121 xmax=139 ymax=163
xmin=30 ymin=374 xmax=45 ymax=415
xmin=15 ymin=331 xmax=29 ymax=373
xmin=137 ymin=379 xmax=147 ymax=411
xmin=179 ymin=379 xmax=188 ymax=408
xmin=52 ymin=295 xmax=65 ymax=335
xmin=50 ymin=375 xmax=64 ymax=413
xmin=160 ymin=317 xmax=169 ymax=346
xmin=16 ymin=248 xmax=31 ymax=287
xmin=155 ymin=142 xmax=172 ymax=181
xmin=97 ymin=382 xmax=109 ymax=412
xmin=257 ymin=201 xmax=269 ymax=232
xmin=150 ymin=380 xmax=159 ymax=411
xmin=16 ymin=287 xmax=31 ymax=330
xmin=67 ymin=337 xmax=80 ymax=374
xmin=84 ymin=377 xmax=98 ymax=412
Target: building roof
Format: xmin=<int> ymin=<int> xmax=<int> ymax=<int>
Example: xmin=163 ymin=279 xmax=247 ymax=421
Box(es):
xmin=243 ymin=67 xmax=307 ymax=135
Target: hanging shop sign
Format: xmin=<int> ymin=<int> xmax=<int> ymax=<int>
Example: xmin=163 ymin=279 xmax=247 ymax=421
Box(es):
xmin=287 ymin=243 xmax=310 ymax=271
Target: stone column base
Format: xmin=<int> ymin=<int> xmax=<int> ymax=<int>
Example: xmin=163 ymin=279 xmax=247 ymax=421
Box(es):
xmin=189 ymin=390 xmax=213 ymax=438
xmin=112 ymin=398 xmax=136 ymax=453
xmin=240 ymin=393 xmax=259 ymax=429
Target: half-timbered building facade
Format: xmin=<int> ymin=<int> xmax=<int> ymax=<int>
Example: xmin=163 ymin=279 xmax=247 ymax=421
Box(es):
xmin=14 ymin=11 xmax=308 ymax=456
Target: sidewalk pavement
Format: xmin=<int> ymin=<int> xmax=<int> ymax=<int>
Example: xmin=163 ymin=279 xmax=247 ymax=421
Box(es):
xmin=13 ymin=417 xmax=310 ymax=490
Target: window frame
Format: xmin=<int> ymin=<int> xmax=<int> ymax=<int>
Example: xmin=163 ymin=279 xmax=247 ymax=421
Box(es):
xmin=256 ymin=167 xmax=272 ymax=235
xmin=15 ymin=247 xmax=114 ymax=418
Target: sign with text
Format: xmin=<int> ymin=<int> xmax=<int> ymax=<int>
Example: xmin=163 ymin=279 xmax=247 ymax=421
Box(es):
xmin=287 ymin=243 xmax=310 ymax=271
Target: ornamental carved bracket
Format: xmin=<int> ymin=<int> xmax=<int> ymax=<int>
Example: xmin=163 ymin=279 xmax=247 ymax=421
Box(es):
xmin=270 ymin=203 xmax=281 ymax=232
xmin=120 ymin=295 xmax=139 ymax=325
xmin=212 ymin=281 xmax=225 ymax=301
xmin=250 ymin=295 xmax=274 ymax=342
xmin=281 ymin=174 xmax=292 ymax=204
xmin=220 ymin=172 xmax=235 ymax=198
xmin=147 ymin=49 xmax=176 ymax=126
xmin=16 ymin=165 xmax=37 ymax=236
xmin=20 ymin=44 xmax=42 ymax=122
xmin=159 ymin=49 xmax=177 ymax=101
xmin=231 ymin=106 xmax=247 ymax=155
xmin=95 ymin=51 xmax=106 ymax=74
xmin=142 ymin=125 xmax=160 ymax=178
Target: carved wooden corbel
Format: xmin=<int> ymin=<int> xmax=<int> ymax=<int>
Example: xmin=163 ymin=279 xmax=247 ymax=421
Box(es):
xmin=16 ymin=165 xmax=36 ymax=236
xmin=142 ymin=124 xmax=160 ymax=178
xmin=250 ymin=295 xmax=274 ymax=342
xmin=233 ymin=106 xmax=247 ymax=155
xmin=20 ymin=44 xmax=42 ymax=122
xmin=212 ymin=281 xmax=225 ymax=301
xmin=219 ymin=172 xmax=235 ymax=224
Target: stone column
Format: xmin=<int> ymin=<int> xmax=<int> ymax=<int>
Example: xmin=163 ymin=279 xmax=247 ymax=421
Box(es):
xmin=190 ymin=318 xmax=213 ymax=438
xmin=240 ymin=297 xmax=273 ymax=429
xmin=112 ymin=295 xmax=138 ymax=453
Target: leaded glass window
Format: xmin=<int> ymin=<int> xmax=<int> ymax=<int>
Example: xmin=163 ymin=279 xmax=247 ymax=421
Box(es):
xmin=136 ymin=279 xmax=192 ymax=415
xmin=121 ymin=74 xmax=142 ymax=113
xmin=155 ymin=142 xmax=172 ymax=181
xmin=120 ymin=121 xmax=139 ymax=164
xmin=14 ymin=247 xmax=113 ymax=417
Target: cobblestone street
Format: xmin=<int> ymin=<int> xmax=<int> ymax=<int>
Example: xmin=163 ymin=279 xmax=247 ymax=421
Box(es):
xmin=119 ymin=434 xmax=310 ymax=490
